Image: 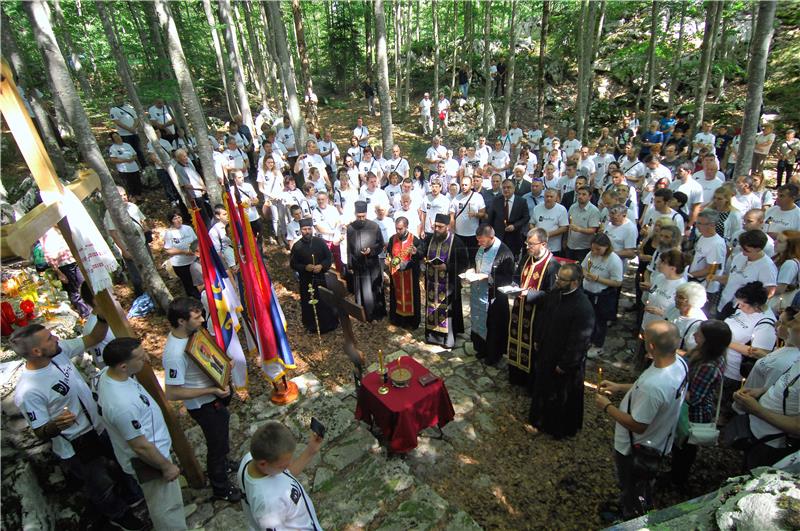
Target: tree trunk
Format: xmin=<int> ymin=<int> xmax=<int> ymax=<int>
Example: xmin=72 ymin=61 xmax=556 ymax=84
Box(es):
xmin=233 ymin=2 xmax=260 ymax=98
xmin=694 ymin=0 xmax=720 ymax=129
xmin=575 ymin=0 xmax=597 ymax=142
xmin=393 ymin=0 xmax=401 ymax=110
xmin=667 ymin=1 xmax=686 ymax=112
xmin=23 ymin=0 xmax=173 ymax=311
xmin=127 ymin=1 xmax=155 ymax=77
xmin=403 ymin=0 xmax=412 ymax=112
xmin=291 ymin=0 xmax=314 ymax=97
xmin=95 ymin=0 xmax=182 ymax=309
xmin=1 ymin=6 xmax=68 ymax=179
xmin=502 ymin=0 xmax=518 ymax=129
xmin=714 ymin=9 xmax=729 ymax=100
xmin=151 ymin=0 xmax=222 ymax=206
xmin=737 ymin=0 xmax=776 ymax=175
xmin=51 ymin=0 xmax=93 ymax=98
xmin=643 ymin=1 xmax=660 ymax=127
xmin=482 ymin=0 xmax=493 ymax=136
xmin=258 ymin=0 xmax=283 ymax=107
xmin=243 ymin=0 xmax=270 ymax=110
xmin=432 ymin=0 xmax=440 ymax=101
xmin=365 ymin=0 xmax=373 ymax=80
xmin=218 ymin=0 xmax=253 ymax=130
xmin=202 ymin=0 xmax=238 ymax=117
xmin=374 ymin=0 xmax=394 ymax=150
xmin=265 ymin=0 xmax=304 ymax=144
xmin=464 ymin=0 xmax=474 ymax=57
xmin=415 ymin=1 xmax=420 ymax=41
xmin=449 ymin=1 xmax=460 ymax=98
xmin=536 ymin=0 xmax=550 ymax=124
xmin=585 ymin=0 xmax=606 ymax=118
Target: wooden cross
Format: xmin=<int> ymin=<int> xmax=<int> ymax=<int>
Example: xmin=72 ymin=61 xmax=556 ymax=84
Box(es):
xmin=317 ymin=271 xmax=367 ymax=381
xmin=0 ymin=60 xmax=204 ymax=487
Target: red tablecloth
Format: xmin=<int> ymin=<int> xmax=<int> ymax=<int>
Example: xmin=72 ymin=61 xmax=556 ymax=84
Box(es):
xmin=355 ymin=356 xmax=455 ymax=453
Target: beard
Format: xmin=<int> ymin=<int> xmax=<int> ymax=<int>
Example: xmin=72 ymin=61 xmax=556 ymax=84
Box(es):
xmin=301 ymin=233 xmax=313 ymax=242
xmin=432 ymin=231 xmax=447 ymax=242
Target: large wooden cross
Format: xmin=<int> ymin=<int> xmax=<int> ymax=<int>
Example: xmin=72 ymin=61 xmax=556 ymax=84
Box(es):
xmin=0 ymin=60 xmax=203 ymax=487
xmin=317 ymin=271 xmax=367 ymax=382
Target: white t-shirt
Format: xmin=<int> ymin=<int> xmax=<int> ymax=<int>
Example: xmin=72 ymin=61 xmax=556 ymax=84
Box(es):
xmin=613 ymin=356 xmax=689 ymax=456
xmin=162 ymin=333 xmax=216 ymax=410
xmin=766 ymin=205 xmax=800 ymax=235
xmin=393 ymin=207 xmax=422 ymax=236
xmin=562 ymin=138 xmax=582 ymax=157
xmin=749 ymin=360 xmax=800 ymax=447
xmin=358 ymin=158 xmax=383 ymax=182
xmin=567 ymin=202 xmax=601 ymax=250
xmin=385 ymin=157 xmax=410 ymax=179
xmin=744 ymin=347 xmax=800 ymax=393
xmin=488 ymin=149 xmax=511 ymax=175
xmin=694 ymin=173 xmax=724 ymax=202
xmin=669 ymin=178 xmax=704 ymax=213
xmin=422 ymin=193 xmax=451 ymax=233
xmin=723 ymin=310 xmax=777 ymax=380
xmin=690 ymin=234 xmax=727 ymax=293
xmin=14 ymin=340 xmax=103 ymax=459
xmin=527 ymin=128 xmax=543 ymax=148
xmin=163 ymin=224 xmax=198 ymax=267
xmin=286 ymin=219 xmax=302 ymax=244
xmin=643 ymin=164 xmax=673 ymax=191
xmin=641 ymin=207 xmax=685 ymax=234
xmin=778 ymin=258 xmax=800 ymax=286
xmin=237 ymin=453 xmax=322 ymax=531
xmin=733 ymin=192 xmax=762 ymax=214
xmin=508 ymin=127 xmax=524 ymax=147
xmin=642 ymin=273 xmax=686 ymax=328
xmin=450 ymin=191 xmax=485 ymax=237
xmin=353 ymin=125 xmax=370 ymax=147
xmin=754 ymin=132 xmax=776 ymax=155
xmin=236 ymin=182 xmax=261 ymax=221
xmin=223 ymin=147 xmax=249 ymax=174
xmin=96 ymin=371 xmax=172 ymax=475
xmin=557 ymin=175 xmax=577 ymax=197
xmin=313 ymin=205 xmax=342 ymax=242
xmin=581 ymin=252 xmax=623 ymax=294
xmin=317 ymin=140 xmax=339 ymax=171
xmin=83 ymin=313 xmax=115 ymax=369
xmin=109 ymin=142 xmax=140 ymax=173
xmin=718 ymin=254 xmax=777 ymax=310
xmin=426 ymin=145 xmax=447 ymax=172
xmin=693 ymin=132 xmax=716 ymax=154
xmin=605 ymin=220 xmax=638 ymax=254
xmin=532 ymin=203 xmax=569 ymax=252
xmin=103 ymin=201 xmax=147 ymax=243
xmin=665 ymin=307 xmax=707 ymax=352
xmin=298 ymin=153 xmax=328 ymax=183
xmin=419 ymin=98 xmax=433 ymax=117
xmin=277 ymin=127 xmax=297 ymax=157
xmin=110 ymin=104 xmax=137 ymax=136
xmin=148 ymin=104 xmax=175 ymax=135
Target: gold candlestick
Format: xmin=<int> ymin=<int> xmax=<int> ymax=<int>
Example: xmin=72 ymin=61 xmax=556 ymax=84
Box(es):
xmin=308 ymin=255 xmax=322 ymax=345
xmin=378 ymin=349 xmax=389 ymax=395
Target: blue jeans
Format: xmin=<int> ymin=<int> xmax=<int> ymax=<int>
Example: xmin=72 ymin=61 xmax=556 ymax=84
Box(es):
xmin=460 ymin=83 xmax=469 ymax=98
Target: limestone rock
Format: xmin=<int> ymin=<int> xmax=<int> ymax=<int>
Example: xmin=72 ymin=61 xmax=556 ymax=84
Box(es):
xmin=203 ymin=507 xmax=248 ymax=531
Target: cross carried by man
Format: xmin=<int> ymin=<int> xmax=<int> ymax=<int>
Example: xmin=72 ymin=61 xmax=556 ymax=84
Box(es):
xmin=317 ymin=271 xmax=368 ymax=384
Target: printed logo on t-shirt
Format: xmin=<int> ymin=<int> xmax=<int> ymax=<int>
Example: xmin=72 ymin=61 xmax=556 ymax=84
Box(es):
xmin=131 ymin=420 xmax=141 ymax=430
xmin=290 ymin=486 xmax=301 ymax=504
xmin=139 ymin=394 xmax=150 ymax=406
xmin=51 ymin=381 xmax=69 ymax=396
xmin=169 ymin=369 xmax=177 ymax=378
xmin=27 ymin=411 xmax=36 ymax=422
xmin=539 ymin=216 xmax=544 ymax=222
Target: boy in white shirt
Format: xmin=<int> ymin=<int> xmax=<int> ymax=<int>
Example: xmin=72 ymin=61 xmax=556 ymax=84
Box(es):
xmin=237 ymin=422 xmax=323 ymax=531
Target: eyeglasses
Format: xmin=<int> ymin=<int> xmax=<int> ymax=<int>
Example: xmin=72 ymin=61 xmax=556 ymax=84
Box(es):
xmin=526 ymin=241 xmax=544 ymax=247
xmin=556 ymin=276 xmax=573 ymax=282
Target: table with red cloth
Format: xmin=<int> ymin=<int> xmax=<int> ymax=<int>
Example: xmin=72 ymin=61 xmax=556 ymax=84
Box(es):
xmin=355 ymin=356 xmax=455 ymax=453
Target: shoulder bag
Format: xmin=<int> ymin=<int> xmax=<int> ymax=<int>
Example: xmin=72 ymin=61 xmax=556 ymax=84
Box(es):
xmin=687 ymin=365 xmax=724 ymax=446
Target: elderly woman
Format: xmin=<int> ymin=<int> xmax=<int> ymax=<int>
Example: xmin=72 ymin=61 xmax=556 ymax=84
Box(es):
xmin=642 ymin=249 xmax=689 ymax=329
xmin=666 ymin=282 xmax=708 ymax=355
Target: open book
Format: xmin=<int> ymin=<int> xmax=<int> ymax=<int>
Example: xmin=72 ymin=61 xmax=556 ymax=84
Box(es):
xmin=459 ymin=269 xmax=489 ymax=283
xmin=498 ymin=285 xmax=524 ymax=295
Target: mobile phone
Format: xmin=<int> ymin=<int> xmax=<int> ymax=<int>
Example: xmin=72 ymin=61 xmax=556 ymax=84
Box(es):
xmin=310 ymin=417 xmax=326 ymax=439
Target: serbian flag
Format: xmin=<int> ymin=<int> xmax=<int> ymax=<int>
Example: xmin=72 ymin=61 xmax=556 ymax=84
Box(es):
xmin=224 ymin=189 xmax=295 ymax=382
xmin=190 ymin=208 xmax=248 ymax=390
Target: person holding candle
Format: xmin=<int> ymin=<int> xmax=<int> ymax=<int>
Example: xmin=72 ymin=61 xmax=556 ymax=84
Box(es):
xmin=385 ymin=217 xmax=424 ymax=329
xmin=289 ymin=218 xmax=339 ymax=334
xmin=665 ymin=282 xmax=709 ymax=356
xmin=582 ymin=233 xmax=624 ymax=359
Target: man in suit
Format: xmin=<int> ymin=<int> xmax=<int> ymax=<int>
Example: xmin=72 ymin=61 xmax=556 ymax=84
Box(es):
xmin=511 ymin=165 xmax=532 ymax=197
xmin=488 ymin=179 xmax=530 ymax=258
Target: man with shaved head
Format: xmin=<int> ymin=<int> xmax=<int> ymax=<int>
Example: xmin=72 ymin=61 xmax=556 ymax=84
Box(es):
xmin=595 ymin=320 xmax=688 ymax=519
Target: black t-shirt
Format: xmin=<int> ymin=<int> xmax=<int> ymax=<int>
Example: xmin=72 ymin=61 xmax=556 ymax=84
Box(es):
xmin=363 ymin=82 xmax=375 ymax=97
xmin=666 ymin=136 xmax=689 ymax=154
xmin=715 ymin=134 xmax=733 ymax=160
xmin=674 ymin=121 xmax=691 ymax=135
xmin=458 ymin=69 xmax=469 ymax=84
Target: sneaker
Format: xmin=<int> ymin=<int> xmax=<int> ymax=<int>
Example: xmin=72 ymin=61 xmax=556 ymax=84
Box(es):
xmin=213 ymin=486 xmax=242 ymax=503
xmin=587 ymin=347 xmax=603 ymax=359
xmin=225 ymin=459 xmax=239 ymax=474
xmin=110 ymin=510 xmax=146 ymax=530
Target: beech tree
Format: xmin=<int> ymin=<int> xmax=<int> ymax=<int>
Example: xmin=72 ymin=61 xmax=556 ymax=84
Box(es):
xmin=22 ymin=0 xmax=173 ymax=310
xmin=481 ymin=0 xmax=493 ymax=136
xmin=643 ymin=1 xmax=660 ymax=126
xmin=202 ymin=0 xmax=238 ymax=117
xmin=737 ymin=0 xmax=777 ymax=174
xmin=695 ymin=0 xmax=721 ymax=128
xmin=536 ymin=0 xmax=551 ymax=124
xmin=265 ymin=0 xmax=304 ymax=143
xmin=374 ymin=0 xmax=394 ymax=150
xmin=218 ymin=0 xmax=253 ymax=129
xmin=502 ymin=0 xmax=518 ymax=129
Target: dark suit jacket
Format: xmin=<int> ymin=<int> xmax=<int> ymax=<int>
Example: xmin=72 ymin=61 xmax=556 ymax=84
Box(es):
xmin=488 ymin=195 xmax=530 ymax=256
xmin=512 ymin=178 xmax=532 ymax=197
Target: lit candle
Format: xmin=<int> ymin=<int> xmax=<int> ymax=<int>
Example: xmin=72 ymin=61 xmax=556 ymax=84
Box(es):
xmin=378 ymin=349 xmax=384 ymax=373
xmin=740 ymin=377 xmax=746 ymax=390
xmin=597 ymin=367 xmax=603 ymax=391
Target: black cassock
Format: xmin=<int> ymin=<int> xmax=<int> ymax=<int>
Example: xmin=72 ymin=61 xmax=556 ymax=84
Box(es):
xmin=423 ymin=233 xmax=468 ymax=348
xmin=470 ymin=240 xmax=515 ymax=364
xmin=289 ymin=236 xmax=339 ymax=333
xmin=347 ymin=219 xmax=386 ymax=321
xmin=385 ymin=232 xmax=424 ymax=329
xmin=529 ymin=287 xmax=595 ymax=438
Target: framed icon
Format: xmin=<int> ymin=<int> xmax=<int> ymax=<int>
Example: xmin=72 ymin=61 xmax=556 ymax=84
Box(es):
xmin=185 ymin=329 xmax=231 ymax=389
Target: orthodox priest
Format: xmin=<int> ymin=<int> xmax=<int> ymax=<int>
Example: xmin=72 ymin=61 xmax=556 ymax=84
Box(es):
xmin=289 ymin=218 xmax=339 ymax=333
xmin=385 ymin=216 xmax=423 ymax=329
xmin=468 ymin=225 xmax=515 ymax=365
xmin=507 ymin=228 xmax=560 ymax=389
xmin=423 ymin=213 xmax=468 ymax=348
xmin=347 ymin=201 xmax=386 ymax=321
xmin=529 ymin=262 xmax=595 ymax=438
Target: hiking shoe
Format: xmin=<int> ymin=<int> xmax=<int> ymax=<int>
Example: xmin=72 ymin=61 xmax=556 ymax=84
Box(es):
xmin=587 ymin=346 xmax=604 ymax=359
xmin=213 ymin=486 xmax=242 ymax=503
xmin=110 ymin=510 xmax=146 ymax=530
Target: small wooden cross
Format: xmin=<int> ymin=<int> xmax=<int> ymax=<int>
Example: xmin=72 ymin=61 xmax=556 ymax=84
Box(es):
xmin=317 ymin=271 xmax=367 ymax=382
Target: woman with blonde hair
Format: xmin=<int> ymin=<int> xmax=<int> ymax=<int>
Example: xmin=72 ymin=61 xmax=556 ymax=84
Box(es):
xmin=710 ymin=186 xmax=742 ymax=244
xmin=752 ymin=172 xmax=774 ymax=209
xmin=769 ymin=231 xmax=800 ymax=313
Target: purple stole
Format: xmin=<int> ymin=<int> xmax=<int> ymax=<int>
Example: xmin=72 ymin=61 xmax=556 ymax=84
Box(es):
xmin=424 ymin=233 xmax=454 ymax=334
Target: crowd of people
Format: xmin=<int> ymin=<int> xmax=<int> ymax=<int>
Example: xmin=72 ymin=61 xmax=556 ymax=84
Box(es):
xmin=12 ymin=91 xmax=800 ymax=529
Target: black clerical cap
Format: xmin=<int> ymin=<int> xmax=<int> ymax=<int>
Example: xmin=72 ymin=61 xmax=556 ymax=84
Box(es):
xmin=435 ymin=213 xmax=450 ymax=225
xmin=299 ymin=217 xmax=313 ymax=228
xmin=355 ymin=201 xmax=368 ymax=213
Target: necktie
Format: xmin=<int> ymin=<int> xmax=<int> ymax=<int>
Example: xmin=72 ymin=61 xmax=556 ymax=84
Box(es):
xmin=504 ymin=200 xmax=510 ymax=224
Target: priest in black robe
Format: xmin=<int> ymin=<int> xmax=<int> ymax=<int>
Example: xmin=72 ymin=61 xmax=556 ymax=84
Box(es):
xmin=423 ymin=213 xmax=468 ymax=348
xmin=289 ymin=218 xmax=339 ymax=333
xmin=507 ymin=227 xmax=560 ymax=390
xmin=466 ymin=224 xmax=515 ymax=365
xmin=385 ymin=216 xmax=423 ymax=329
xmin=347 ymin=201 xmax=386 ymax=321
xmin=529 ymin=262 xmax=595 ymax=438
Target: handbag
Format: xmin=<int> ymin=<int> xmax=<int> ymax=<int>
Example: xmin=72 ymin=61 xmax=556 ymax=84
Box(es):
xmin=687 ymin=368 xmax=724 ymax=446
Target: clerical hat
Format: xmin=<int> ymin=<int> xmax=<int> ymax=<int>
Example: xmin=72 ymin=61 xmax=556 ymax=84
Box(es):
xmin=355 ymin=201 xmax=368 ymax=213
xmin=299 ymin=217 xmax=314 ymax=228
xmin=434 ymin=213 xmax=450 ymax=225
